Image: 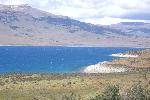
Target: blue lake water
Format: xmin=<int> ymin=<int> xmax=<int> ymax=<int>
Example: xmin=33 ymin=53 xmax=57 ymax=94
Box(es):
xmin=0 ymin=46 xmax=144 ymax=73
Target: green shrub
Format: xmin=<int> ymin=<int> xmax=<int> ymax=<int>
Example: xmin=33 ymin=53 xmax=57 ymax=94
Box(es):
xmin=127 ymin=82 xmax=150 ymax=100
xmin=91 ymin=85 xmax=121 ymax=100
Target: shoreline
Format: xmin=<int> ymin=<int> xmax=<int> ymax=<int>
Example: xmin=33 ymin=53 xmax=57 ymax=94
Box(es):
xmin=83 ymin=61 xmax=128 ymax=73
xmin=83 ymin=52 xmax=140 ymax=73
xmin=0 ymin=46 xmax=147 ymax=74
xmin=110 ymin=53 xmax=139 ymax=58
xmin=0 ymin=45 xmax=148 ymax=48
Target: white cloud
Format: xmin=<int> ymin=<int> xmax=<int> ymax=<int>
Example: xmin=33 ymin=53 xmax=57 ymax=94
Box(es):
xmin=81 ymin=17 xmax=150 ymax=25
xmin=113 ymin=0 xmax=149 ymax=9
xmin=0 ymin=0 xmax=27 ymax=5
xmin=0 ymin=0 xmax=150 ymax=25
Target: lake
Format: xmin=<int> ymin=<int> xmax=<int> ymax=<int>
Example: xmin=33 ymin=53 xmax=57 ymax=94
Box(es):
xmin=0 ymin=46 xmax=144 ymax=73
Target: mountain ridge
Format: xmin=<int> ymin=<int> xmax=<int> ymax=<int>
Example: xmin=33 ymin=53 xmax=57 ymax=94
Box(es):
xmin=0 ymin=4 xmax=150 ymax=47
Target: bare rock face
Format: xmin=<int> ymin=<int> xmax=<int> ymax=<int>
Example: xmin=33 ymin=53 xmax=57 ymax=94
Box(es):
xmin=0 ymin=4 xmax=150 ymax=47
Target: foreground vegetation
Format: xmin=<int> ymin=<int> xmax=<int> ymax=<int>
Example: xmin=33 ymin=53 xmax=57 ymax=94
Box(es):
xmin=0 ymin=72 xmax=149 ymax=100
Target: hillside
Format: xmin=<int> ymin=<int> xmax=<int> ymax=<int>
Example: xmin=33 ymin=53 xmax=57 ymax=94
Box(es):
xmin=0 ymin=4 xmax=150 ymax=47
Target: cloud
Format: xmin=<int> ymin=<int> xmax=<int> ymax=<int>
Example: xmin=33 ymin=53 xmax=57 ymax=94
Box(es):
xmin=0 ymin=0 xmax=27 ymax=5
xmin=0 ymin=0 xmax=150 ymax=25
xmin=81 ymin=17 xmax=150 ymax=25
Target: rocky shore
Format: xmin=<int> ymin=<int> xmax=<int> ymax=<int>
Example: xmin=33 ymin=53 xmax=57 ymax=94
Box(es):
xmin=83 ymin=49 xmax=150 ymax=73
xmin=83 ymin=61 xmax=128 ymax=73
xmin=110 ymin=53 xmax=139 ymax=58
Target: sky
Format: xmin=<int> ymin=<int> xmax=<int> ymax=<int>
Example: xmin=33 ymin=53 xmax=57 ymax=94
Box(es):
xmin=0 ymin=0 xmax=150 ymax=25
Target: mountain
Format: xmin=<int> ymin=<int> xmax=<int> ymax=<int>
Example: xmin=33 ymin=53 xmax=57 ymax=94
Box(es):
xmin=0 ymin=4 xmax=150 ymax=47
xmin=111 ymin=22 xmax=150 ymax=37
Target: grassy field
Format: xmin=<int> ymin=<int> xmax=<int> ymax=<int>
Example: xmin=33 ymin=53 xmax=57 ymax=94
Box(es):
xmin=0 ymin=72 xmax=149 ymax=100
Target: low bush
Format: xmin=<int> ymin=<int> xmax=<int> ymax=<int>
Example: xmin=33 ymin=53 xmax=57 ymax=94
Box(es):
xmin=91 ymin=85 xmax=121 ymax=100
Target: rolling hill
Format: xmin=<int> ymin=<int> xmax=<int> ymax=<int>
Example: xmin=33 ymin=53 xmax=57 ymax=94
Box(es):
xmin=0 ymin=4 xmax=150 ymax=47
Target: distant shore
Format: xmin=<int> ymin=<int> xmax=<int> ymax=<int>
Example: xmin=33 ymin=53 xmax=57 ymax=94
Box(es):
xmin=0 ymin=44 xmax=149 ymax=48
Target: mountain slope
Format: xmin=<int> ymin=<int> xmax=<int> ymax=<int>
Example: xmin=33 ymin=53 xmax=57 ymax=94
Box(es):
xmin=0 ymin=4 xmax=150 ymax=47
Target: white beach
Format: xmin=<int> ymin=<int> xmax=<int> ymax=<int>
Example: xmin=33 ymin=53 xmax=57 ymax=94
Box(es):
xmin=83 ymin=61 xmax=127 ymax=73
xmin=110 ymin=53 xmax=139 ymax=58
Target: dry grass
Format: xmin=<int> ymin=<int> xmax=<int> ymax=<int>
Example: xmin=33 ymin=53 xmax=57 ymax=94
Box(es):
xmin=112 ymin=49 xmax=150 ymax=68
xmin=0 ymin=72 xmax=149 ymax=100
